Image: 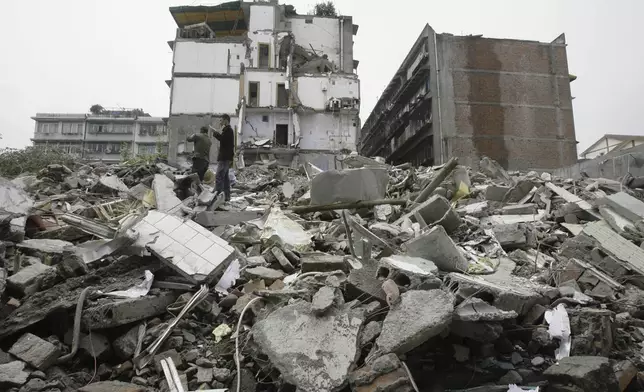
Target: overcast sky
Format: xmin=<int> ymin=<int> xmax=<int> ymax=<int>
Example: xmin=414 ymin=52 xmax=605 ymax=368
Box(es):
xmin=1 ymin=0 xmax=642 ymax=157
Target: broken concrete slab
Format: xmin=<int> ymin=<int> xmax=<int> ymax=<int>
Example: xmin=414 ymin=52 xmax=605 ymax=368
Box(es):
xmin=490 ymin=223 xmax=527 ymax=249
xmin=243 ymin=266 xmax=286 ymax=284
xmin=480 ymin=210 xmax=546 ymax=225
xmin=375 ymin=289 xmax=454 ymax=355
xmin=9 ymin=333 xmax=60 ymax=370
xmin=485 ymin=185 xmax=511 ymax=202
xmin=194 ymin=210 xmax=263 ymax=228
xmin=82 ymin=291 xmax=178 ymax=330
xmin=93 ymin=175 xmax=129 ymax=194
xmin=6 ymin=262 xmax=55 ymax=297
xmin=113 ymin=325 xmax=140 ymax=360
xmin=456 ymin=201 xmax=489 ymax=218
xmin=450 ymin=321 xmax=503 ymax=343
xmin=544 ymin=356 xmax=620 ymax=392
xmin=312 ymin=286 xmax=337 ymax=315
xmin=0 ymin=360 xmax=29 ymax=388
xmin=360 ymin=321 xmax=382 ymax=347
xmin=603 ymin=192 xmax=644 ymax=223
xmin=568 ymin=308 xmax=614 ymax=357
xmin=508 ymin=248 xmax=555 ymax=270
xmin=132 ymin=210 xmax=236 ymax=284
xmin=271 ymin=247 xmax=295 ymax=273
xmin=501 ymin=204 xmax=537 ymax=215
xmin=403 ymin=225 xmax=468 ymax=272
xmin=454 ymin=297 xmax=518 ymax=322
xmin=346 ymin=262 xmax=387 ymax=304
xmin=78 ymin=381 xmax=146 ymax=392
xmin=583 ymin=219 xmax=644 ymax=277
xmin=377 ymin=255 xmax=440 ymax=289
xmin=397 ymin=195 xmax=462 ymax=233
xmin=152 ymin=174 xmax=182 ymax=213
xmin=503 ymin=180 xmax=535 ymax=203
xmin=599 ymin=206 xmax=635 ymax=235
xmin=445 ymin=271 xmax=555 ymax=316
xmin=0 ymin=177 xmax=34 ymax=215
xmin=252 ymin=300 xmax=365 ymax=392
xmin=300 ymin=253 xmax=348 ymax=273
xmin=546 ymin=182 xmax=602 ymax=220
xmin=16 ymin=239 xmax=74 ymax=258
xmin=348 ymin=353 xmax=413 ymax=392
xmin=310 ymin=167 xmax=388 ymax=205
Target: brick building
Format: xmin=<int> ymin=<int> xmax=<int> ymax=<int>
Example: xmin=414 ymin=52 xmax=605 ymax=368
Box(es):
xmin=359 ymin=24 xmax=577 ymax=170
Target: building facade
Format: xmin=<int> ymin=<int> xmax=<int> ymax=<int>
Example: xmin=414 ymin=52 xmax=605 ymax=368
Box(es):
xmin=32 ymin=111 xmax=168 ymax=163
xmin=359 ymin=25 xmax=577 ymax=170
xmin=166 ymin=0 xmax=360 ymax=169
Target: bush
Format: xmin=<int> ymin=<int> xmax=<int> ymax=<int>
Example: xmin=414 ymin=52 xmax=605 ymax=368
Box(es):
xmin=313 ymin=1 xmax=337 ymax=16
xmin=0 ymin=147 xmax=76 ymax=178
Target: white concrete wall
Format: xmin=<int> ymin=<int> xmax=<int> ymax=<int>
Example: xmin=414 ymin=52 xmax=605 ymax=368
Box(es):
xmin=249 ymin=4 xmax=276 ymax=31
xmin=246 ymin=71 xmax=288 ymax=107
xmin=297 ymin=75 xmax=359 ymax=110
xmin=174 ymin=41 xmax=247 ymax=75
xmin=241 ymin=113 xmax=290 ymax=143
xmin=581 ymin=137 xmax=644 ymax=159
xmin=298 ymin=113 xmax=357 ymax=151
xmin=171 ymin=77 xmax=239 ymax=114
xmin=290 ymin=17 xmax=341 ymax=66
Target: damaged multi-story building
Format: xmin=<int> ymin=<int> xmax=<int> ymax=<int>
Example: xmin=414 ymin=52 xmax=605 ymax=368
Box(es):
xmin=166 ymin=0 xmax=360 ymax=169
xmin=359 ymin=24 xmax=578 ymax=170
xmin=31 ymin=110 xmax=168 ymax=163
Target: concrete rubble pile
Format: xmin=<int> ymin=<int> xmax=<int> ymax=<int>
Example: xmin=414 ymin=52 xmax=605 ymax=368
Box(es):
xmin=2 ymin=154 xmax=644 ymax=391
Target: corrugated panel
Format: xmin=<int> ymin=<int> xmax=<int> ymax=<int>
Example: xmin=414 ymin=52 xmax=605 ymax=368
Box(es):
xmin=583 ymin=220 xmax=644 ymax=276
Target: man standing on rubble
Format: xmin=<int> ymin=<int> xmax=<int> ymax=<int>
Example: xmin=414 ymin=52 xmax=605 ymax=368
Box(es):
xmin=211 ymin=114 xmax=234 ymax=202
xmin=187 ymin=126 xmax=212 ymax=182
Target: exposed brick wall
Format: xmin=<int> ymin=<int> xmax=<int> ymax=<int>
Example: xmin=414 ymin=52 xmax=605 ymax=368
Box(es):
xmin=442 ymin=35 xmax=577 ymax=170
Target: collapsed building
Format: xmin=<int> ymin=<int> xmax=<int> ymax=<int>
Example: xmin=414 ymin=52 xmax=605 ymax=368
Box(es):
xmin=359 ymin=24 xmax=578 ymax=171
xmin=166 ymin=0 xmax=361 ymax=169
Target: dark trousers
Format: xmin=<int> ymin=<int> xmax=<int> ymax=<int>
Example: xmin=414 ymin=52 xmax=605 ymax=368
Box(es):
xmin=191 ymin=157 xmax=209 ymax=182
xmin=215 ymin=160 xmax=231 ymax=201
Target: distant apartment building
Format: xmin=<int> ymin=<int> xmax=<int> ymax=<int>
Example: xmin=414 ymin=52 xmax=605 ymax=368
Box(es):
xmin=166 ymin=0 xmax=360 ymax=169
xmin=359 ymin=24 xmax=577 ymax=170
xmin=31 ymin=110 xmax=168 ymax=163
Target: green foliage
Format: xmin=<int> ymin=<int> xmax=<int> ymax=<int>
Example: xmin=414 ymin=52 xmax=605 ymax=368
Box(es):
xmin=313 ymin=1 xmax=337 ymax=16
xmin=120 ymin=142 xmax=132 ymax=162
xmin=0 ymin=146 xmax=75 ymax=178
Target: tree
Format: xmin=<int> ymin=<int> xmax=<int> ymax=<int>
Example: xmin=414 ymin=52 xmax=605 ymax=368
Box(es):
xmin=89 ymin=104 xmax=104 ymax=115
xmin=313 ymin=1 xmax=337 ymax=17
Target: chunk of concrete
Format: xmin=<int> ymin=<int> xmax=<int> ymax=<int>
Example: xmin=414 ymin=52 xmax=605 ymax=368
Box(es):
xmin=544 ymin=356 xmax=620 ymax=392
xmin=490 ymin=223 xmax=527 ymax=250
xmin=346 ymin=262 xmax=386 ymax=304
xmin=454 ymin=297 xmax=518 ymax=322
xmin=375 ymin=289 xmax=454 ymax=355
xmin=502 ymin=204 xmax=537 ymax=215
xmin=93 ymin=175 xmax=129 ymax=194
xmin=0 ymin=361 xmax=30 ymax=388
xmin=300 ymin=253 xmax=348 ymax=273
xmin=377 ymin=255 xmax=440 ymax=289
xmin=16 ymin=239 xmax=73 ymax=257
xmin=450 ymin=321 xmax=503 ymax=343
xmin=310 ymin=167 xmax=388 ymax=205
xmin=252 ymin=300 xmax=365 ymax=392
xmin=503 ymin=180 xmax=535 ymax=203
xmin=243 ymin=266 xmax=286 ymax=284
xmin=312 ymin=286 xmax=338 ymax=315
xmin=7 ymin=262 xmax=56 ymax=297
xmin=194 ymin=210 xmax=262 ymax=228
xmin=402 ymin=225 xmax=468 ymax=272
xmin=152 ymin=174 xmax=182 ymax=213
xmin=78 ymin=381 xmax=146 ymax=392
xmin=603 ymin=192 xmax=644 ymax=223
xmin=113 ymin=325 xmax=140 ymax=360
xmin=348 ymin=353 xmax=413 ymax=392
xmin=445 ymin=271 xmax=555 ymax=315
xmin=360 ymin=321 xmax=382 ymax=347
xmin=485 ymin=185 xmax=511 ymax=202
xmin=82 ymin=291 xmax=178 ymax=330
xmin=153 ymin=349 xmax=183 ymax=374
xmin=614 ymin=360 xmax=637 ymax=392
xmin=9 ymin=333 xmax=61 ymax=370
xmin=403 ymin=195 xmax=462 ymax=233
xmin=271 ymin=247 xmax=295 ymax=273
xmin=568 ymin=308 xmax=614 ymax=357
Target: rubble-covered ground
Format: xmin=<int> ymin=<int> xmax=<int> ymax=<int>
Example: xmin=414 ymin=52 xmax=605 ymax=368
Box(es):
xmin=2 ymin=150 xmax=644 ymax=392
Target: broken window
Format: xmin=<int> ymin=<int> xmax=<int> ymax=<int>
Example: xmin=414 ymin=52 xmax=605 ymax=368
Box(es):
xmin=277 ymin=83 xmax=288 ymax=108
xmin=258 ymin=44 xmax=270 ymax=68
xmin=275 ymin=124 xmax=288 ymax=146
xmin=249 ymin=82 xmax=259 ymax=107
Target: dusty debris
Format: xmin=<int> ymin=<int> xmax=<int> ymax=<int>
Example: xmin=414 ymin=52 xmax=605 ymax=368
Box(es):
xmin=1 ymin=152 xmax=644 ymax=391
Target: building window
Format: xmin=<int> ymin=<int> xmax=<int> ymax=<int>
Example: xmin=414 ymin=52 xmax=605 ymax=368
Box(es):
xmin=305 ymin=18 xmax=313 ymax=24
xmin=139 ymin=123 xmax=166 ymax=136
xmin=38 ymin=122 xmax=59 ymax=134
xmin=258 ymin=44 xmax=270 ymax=68
xmin=249 ymin=82 xmax=259 ymax=107
xmin=275 ymin=124 xmax=288 ymax=146
xmin=277 ymin=83 xmax=288 ymax=108
xmin=262 ymin=115 xmax=269 ymax=122
xmin=61 ymin=123 xmax=83 ymax=135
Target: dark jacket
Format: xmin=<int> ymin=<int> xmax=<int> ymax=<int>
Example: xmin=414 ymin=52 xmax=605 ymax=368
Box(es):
xmin=213 ymin=125 xmax=234 ymax=162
